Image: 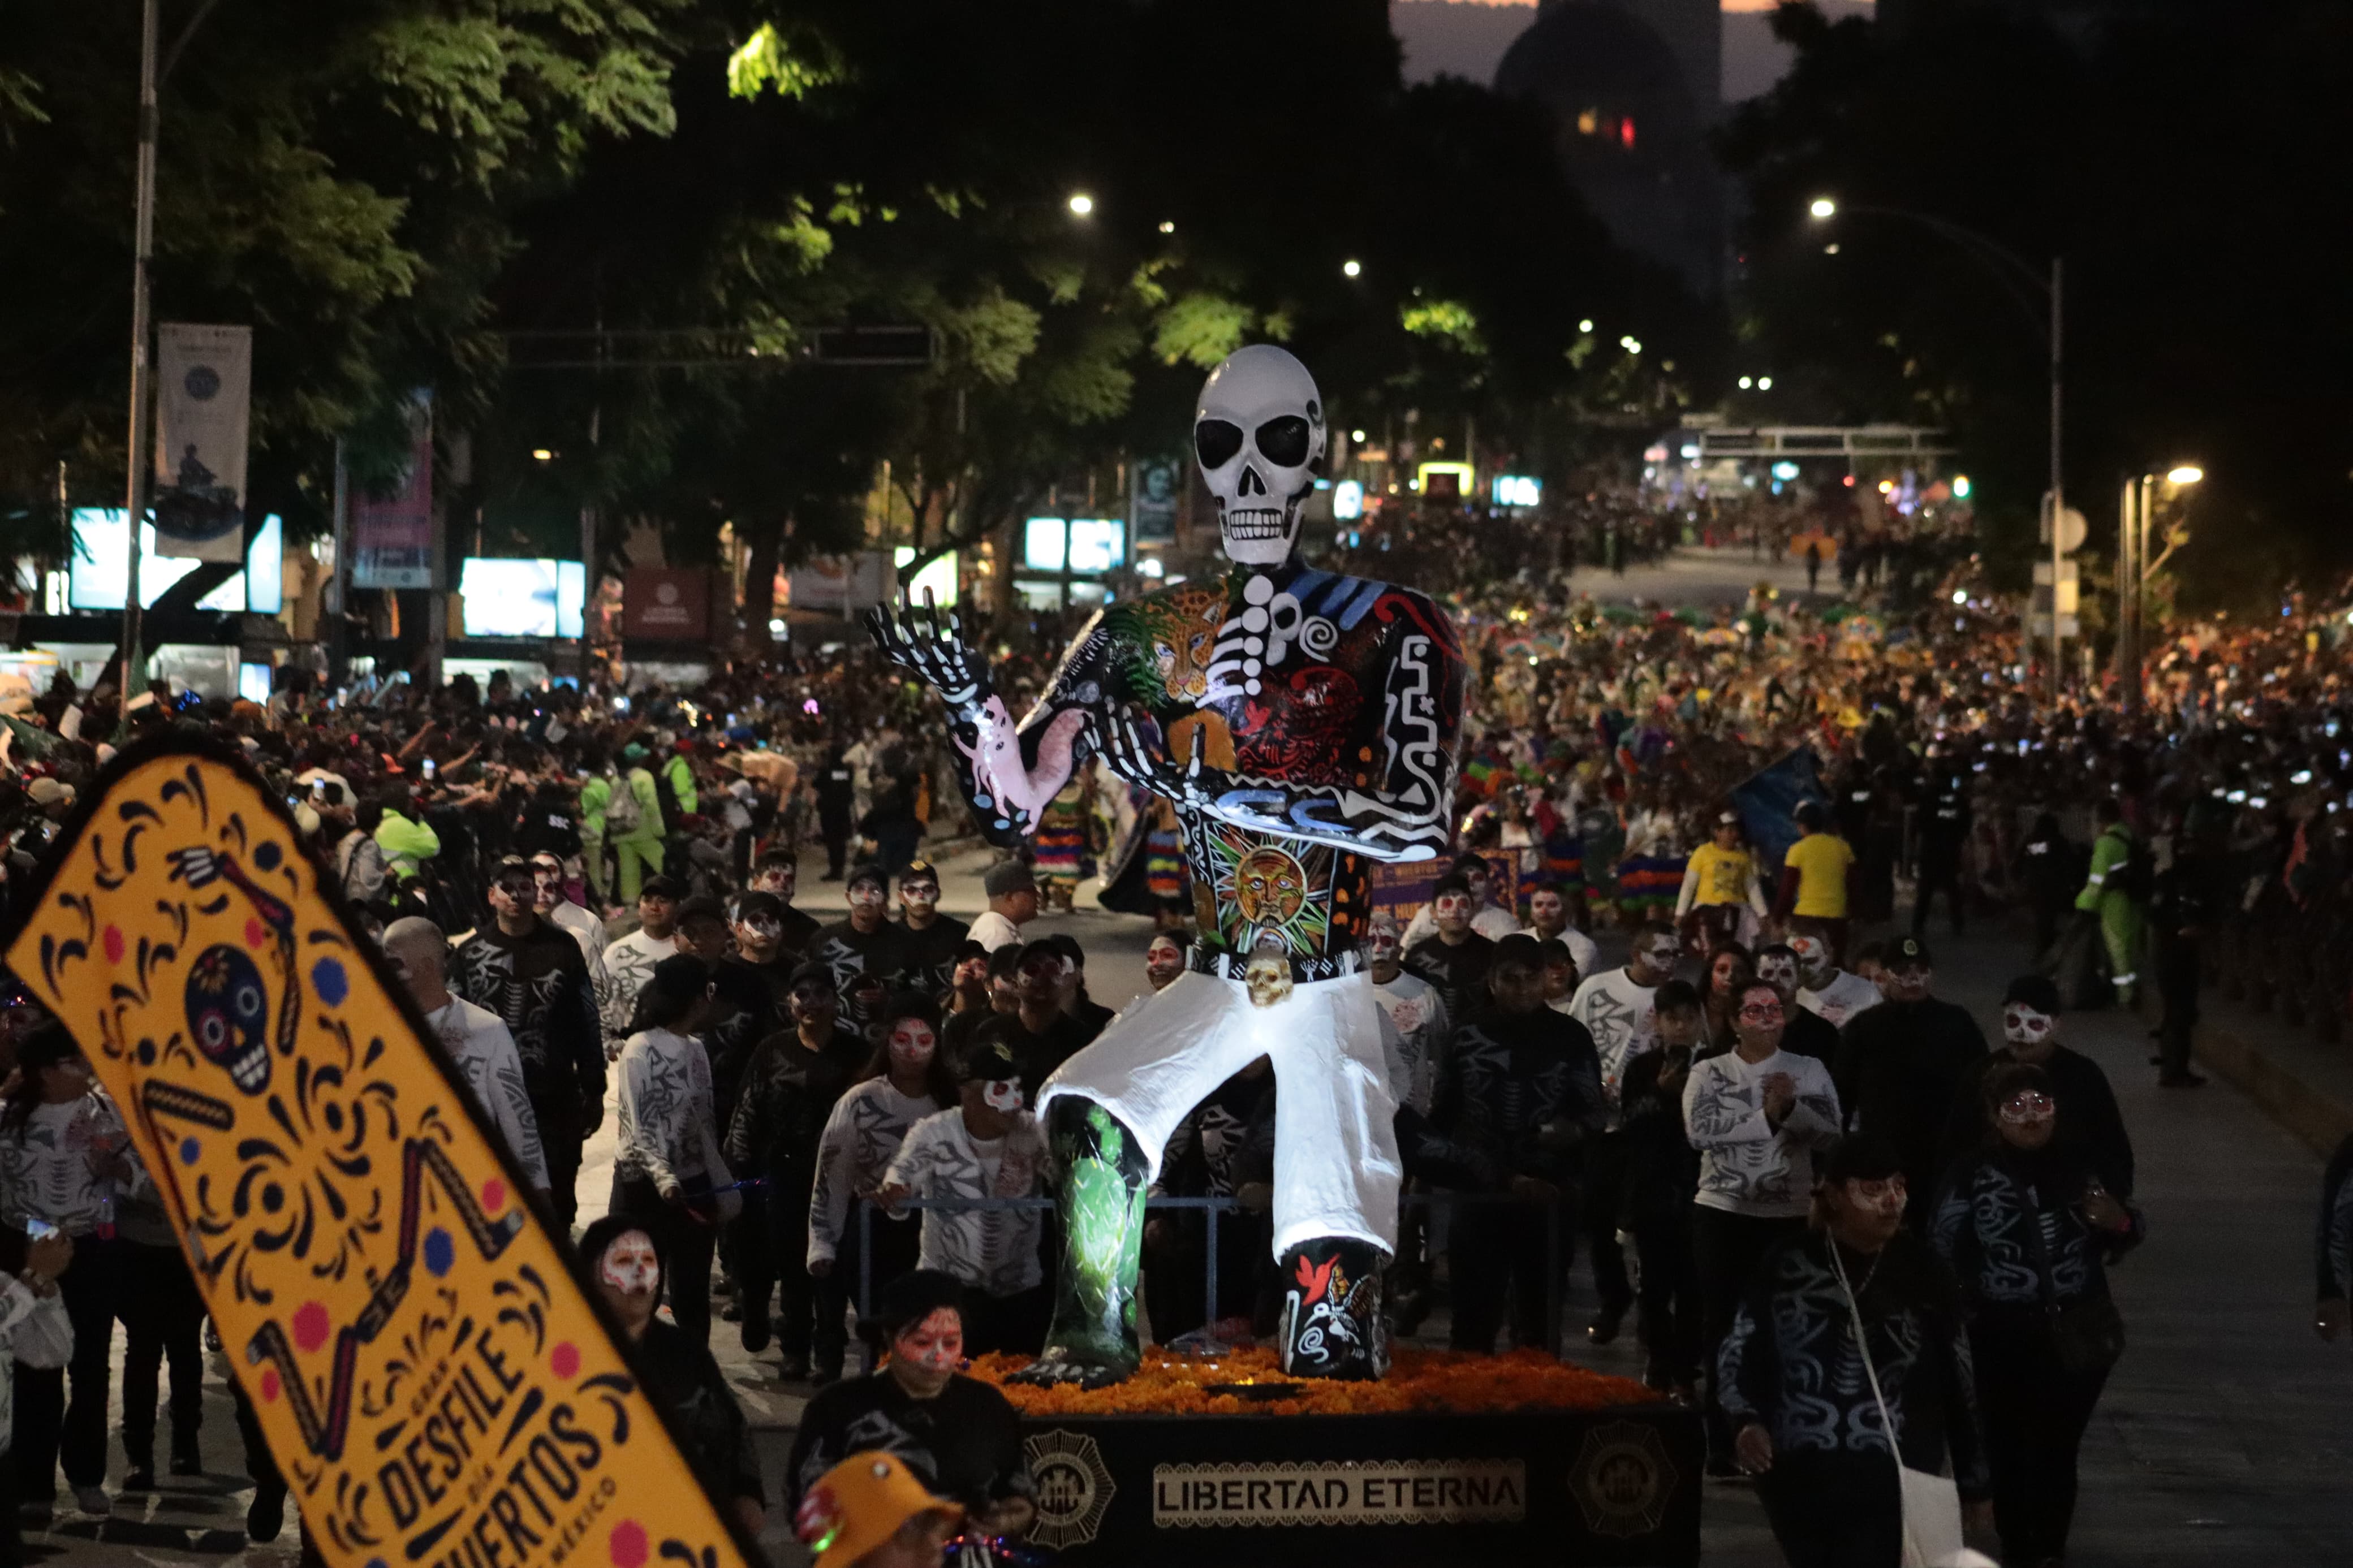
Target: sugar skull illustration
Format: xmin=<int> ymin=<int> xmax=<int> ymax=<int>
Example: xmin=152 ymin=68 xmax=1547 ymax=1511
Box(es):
xmin=186 ymin=944 xmax=273 ymax=1094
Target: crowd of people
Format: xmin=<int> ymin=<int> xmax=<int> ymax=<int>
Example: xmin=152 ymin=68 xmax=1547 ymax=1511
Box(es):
xmin=0 ymin=517 xmax=2341 ymax=1566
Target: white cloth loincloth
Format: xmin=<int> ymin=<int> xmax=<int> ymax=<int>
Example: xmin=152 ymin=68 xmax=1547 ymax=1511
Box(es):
xmin=1036 ymin=969 xmax=1402 ymax=1260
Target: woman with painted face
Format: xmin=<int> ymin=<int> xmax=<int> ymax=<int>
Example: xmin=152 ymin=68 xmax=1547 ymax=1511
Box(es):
xmin=808 ymin=995 xmax=959 ymax=1360
xmin=1937 ymin=975 xmax=2134 ymax=1200
xmin=878 ymin=1027 xmax=1050 ymax=1355
xmin=0 ymin=1026 xmax=133 ymax=1519
xmin=1932 ymin=1063 xmax=2140 ymax=1568
xmin=576 ymin=1216 xmax=766 ymax=1539
xmin=1721 ymin=1136 xmax=1990 ymax=1565
xmin=787 ymin=1269 xmax=1037 ymax=1540
xmin=611 ymin=954 xmax=743 ymax=1346
xmin=1140 ymin=930 xmax=1190 ymax=997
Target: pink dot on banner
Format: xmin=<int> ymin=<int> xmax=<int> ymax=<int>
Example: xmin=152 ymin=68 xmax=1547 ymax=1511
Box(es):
xmin=481 ymin=1178 xmax=506 ymax=1213
xmin=245 ymin=918 xmax=265 ymax=949
xmin=551 ymin=1342 xmax=580 ymax=1379
xmin=292 ymin=1301 xmax=331 ymax=1353
xmin=260 ymin=1368 xmax=281 ymax=1402
xmin=609 ymin=1521 xmax=648 ymax=1568
xmin=103 ymin=927 xmax=125 ymax=964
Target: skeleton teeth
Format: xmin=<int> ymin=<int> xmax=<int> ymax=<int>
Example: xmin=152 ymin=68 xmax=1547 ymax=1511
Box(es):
xmin=1225 ymin=509 xmax=1285 ymax=539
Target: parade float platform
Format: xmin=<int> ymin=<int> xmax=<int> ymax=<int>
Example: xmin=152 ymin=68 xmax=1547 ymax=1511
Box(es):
xmin=972 ymin=1349 xmax=1701 ymax=1566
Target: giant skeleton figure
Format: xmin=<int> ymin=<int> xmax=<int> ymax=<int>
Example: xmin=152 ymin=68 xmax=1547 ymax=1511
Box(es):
xmin=869 ymin=346 xmax=1464 ymax=1384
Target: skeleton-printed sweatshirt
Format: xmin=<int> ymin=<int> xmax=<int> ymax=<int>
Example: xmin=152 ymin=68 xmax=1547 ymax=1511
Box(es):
xmin=1416 ymin=1007 xmax=1606 ymax=1193
xmin=0 ymin=1272 xmax=73 ymax=1454
xmin=1682 ymin=1047 xmax=1842 ymax=1219
xmin=883 ymin=1109 xmax=1047 ymax=1298
xmin=425 ymin=997 xmax=551 ymax=1194
xmin=1718 ymin=1230 xmax=1989 ymax=1501
xmin=0 ymin=1092 xmax=133 ymax=1238
xmin=1932 ymin=1146 xmax=2142 ymax=1325
xmin=449 ymin=922 xmax=604 ymax=1125
xmin=614 ymin=1026 xmax=733 ymax=1198
xmin=805 ymin=1079 xmax=943 ymax=1269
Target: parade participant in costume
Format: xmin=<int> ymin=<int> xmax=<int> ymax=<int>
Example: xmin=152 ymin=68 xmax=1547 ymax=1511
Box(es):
xmin=1563 ymin=921 xmax=1677 ymax=1344
xmin=1523 ymin=880 xmax=1598 ymax=984
xmin=1937 ymin=975 xmax=2134 ymax=1199
xmin=794 ymin=1451 xmax=960 ymax=1568
xmin=966 ymin=862 xmax=1037 ymax=954
xmin=814 ymin=865 xmax=912 ymax=1042
xmin=787 ymin=1270 xmax=1037 ymax=1534
xmin=1402 ymin=875 xmax=1497 ymax=1030
xmin=601 ymin=874 xmax=684 ymax=1055
xmin=1401 ymin=852 xmax=1520 ymax=945
xmin=1789 ymin=931 xmax=1879 ymax=1031
xmin=1141 ymin=931 xmax=1190 ymax=996
xmin=868 ymin=345 xmax=1464 ymax=1384
xmin=750 ymin=849 xmax=826 ymax=954
xmin=893 ymin=860 xmax=969 ymax=998
xmin=1751 ymin=941 xmax=1839 ymax=1064
xmin=1617 ymin=980 xmax=1705 ymax=1397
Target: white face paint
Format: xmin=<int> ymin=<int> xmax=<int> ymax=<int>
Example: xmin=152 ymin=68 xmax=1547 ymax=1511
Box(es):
xmin=2003 ymin=1005 xmax=2055 ymax=1048
xmin=1788 ymin=934 xmax=1831 ymax=985
xmin=888 ymin=1018 xmax=937 ymax=1074
xmin=1432 ymin=893 xmax=1473 ymax=931
xmin=1194 ymin=345 xmax=1326 ymax=567
xmin=1640 ymin=937 xmax=1681 ymax=974
xmin=1998 ymin=1090 xmax=2056 ymax=1130
xmin=848 ymin=881 xmax=887 ymax=912
xmin=1529 ymin=891 xmax=1564 ymax=928
xmin=981 ymin=1078 xmax=1025 ymax=1114
xmin=1756 ymin=953 xmax=1799 ymax=990
xmin=598 ymin=1231 xmax=661 ymax=1298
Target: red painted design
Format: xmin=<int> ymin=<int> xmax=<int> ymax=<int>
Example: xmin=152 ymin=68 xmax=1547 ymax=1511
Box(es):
xmin=551 ymin=1341 xmax=581 ymax=1379
xmin=609 ymin=1520 xmax=649 ymax=1568
xmin=292 ymin=1301 xmax=330 ymax=1353
xmin=1294 ymin=1252 xmax=1337 ymax=1307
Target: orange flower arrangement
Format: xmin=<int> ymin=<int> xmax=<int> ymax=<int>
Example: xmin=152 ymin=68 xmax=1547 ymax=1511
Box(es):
xmin=968 ymin=1347 xmax=1657 ymax=1418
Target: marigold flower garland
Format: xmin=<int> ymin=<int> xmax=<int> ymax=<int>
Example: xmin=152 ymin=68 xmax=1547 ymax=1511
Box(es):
xmin=968 ymin=1347 xmax=1657 ymax=1418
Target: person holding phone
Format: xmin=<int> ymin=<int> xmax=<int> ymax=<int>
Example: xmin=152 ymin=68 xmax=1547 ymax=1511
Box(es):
xmin=0 ymin=1028 xmax=131 ymax=1519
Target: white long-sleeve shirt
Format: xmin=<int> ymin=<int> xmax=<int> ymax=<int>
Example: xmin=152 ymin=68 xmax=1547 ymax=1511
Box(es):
xmin=614 ymin=1026 xmax=732 ymax=1196
xmin=1681 ymin=1047 xmax=1842 ymax=1219
xmin=884 ymin=1109 xmax=1047 ymax=1297
xmin=0 ymin=1272 xmax=72 ymax=1453
xmin=806 ymin=1081 xmax=938 ymax=1268
xmin=1798 ymin=969 xmax=1883 ymax=1031
xmin=601 ymin=927 xmax=676 ymax=1046
xmin=1373 ymin=971 xmax=1450 ymax=1117
xmin=547 ymin=901 xmax=614 ymax=1028
xmin=426 ymin=997 xmax=551 ymax=1193
xmin=1565 ymin=968 xmax=1660 ymax=1113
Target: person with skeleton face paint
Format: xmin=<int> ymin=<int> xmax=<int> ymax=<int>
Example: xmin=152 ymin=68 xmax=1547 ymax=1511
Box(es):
xmin=891 ymin=859 xmax=969 ymax=999
xmin=1932 ymin=1064 xmax=2139 ymax=1568
xmin=1789 ymin=931 xmax=1881 ymax=1032
xmin=1683 ymin=978 xmax=1842 ymax=1469
xmin=1720 ymin=1136 xmax=1989 ymax=1554
xmin=787 ymin=1270 xmax=1036 ymax=1540
xmin=1751 ymin=942 xmax=1839 ymax=1064
xmin=1402 ymin=875 xmax=1498 ymax=1031
xmin=867 ymin=345 xmax=1463 ymax=1385
xmin=1523 ymin=882 xmax=1600 ymax=987
xmin=880 ymin=1030 xmax=1049 ymax=1357
xmin=1401 ymin=853 xmax=1520 ymax=947
xmin=813 ymin=865 xmax=911 ymax=1048
xmin=1937 ymin=975 xmax=2135 ymax=1200
xmin=575 ymin=1216 xmax=766 ymax=1539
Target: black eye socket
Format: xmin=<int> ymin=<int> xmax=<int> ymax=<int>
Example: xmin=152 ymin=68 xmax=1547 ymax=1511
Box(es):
xmin=1195 ymin=418 xmax=1244 ymax=468
xmin=1255 ymin=415 xmax=1312 ymax=468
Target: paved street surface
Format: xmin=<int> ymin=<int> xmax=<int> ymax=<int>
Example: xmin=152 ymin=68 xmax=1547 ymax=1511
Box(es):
xmin=1560 ymin=543 xmax=1826 ymax=608
xmin=26 ymin=841 xmax=2351 ymax=1564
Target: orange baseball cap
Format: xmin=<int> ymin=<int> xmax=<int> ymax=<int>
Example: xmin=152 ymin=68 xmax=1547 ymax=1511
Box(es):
xmin=794 ymin=1452 xmax=962 ymax=1565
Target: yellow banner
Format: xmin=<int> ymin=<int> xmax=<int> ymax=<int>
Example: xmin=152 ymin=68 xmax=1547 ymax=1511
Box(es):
xmin=7 ymin=749 xmax=751 ymax=1568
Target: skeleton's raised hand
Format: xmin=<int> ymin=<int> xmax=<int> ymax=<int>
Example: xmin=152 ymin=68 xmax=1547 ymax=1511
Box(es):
xmin=1098 ymin=710 xmax=1223 ymax=809
xmin=863 ymin=590 xmax=985 ymax=710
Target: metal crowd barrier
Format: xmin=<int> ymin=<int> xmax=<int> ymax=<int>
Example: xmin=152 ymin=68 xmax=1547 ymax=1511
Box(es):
xmin=852 ymin=1189 xmax=1565 ymax=1368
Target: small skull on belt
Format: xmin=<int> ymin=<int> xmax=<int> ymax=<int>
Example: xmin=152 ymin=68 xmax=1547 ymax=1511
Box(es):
xmin=1244 ymin=935 xmax=1294 ymax=1009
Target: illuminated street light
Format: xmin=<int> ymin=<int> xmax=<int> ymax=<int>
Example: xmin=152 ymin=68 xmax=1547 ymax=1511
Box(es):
xmin=1342 ymin=258 xmax=1361 ymax=278
xmin=1823 ymin=244 xmax=1841 ymax=255
xmin=1158 ymin=220 xmax=1175 ymax=234
xmin=1619 ymin=335 xmax=1641 ymax=354
xmin=1578 ymin=319 xmax=1593 ymax=333
xmin=1067 ymin=192 xmax=1094 ymax=216
xmin=1809 ymin=197 xmax=1838 ymax=219
xmin=532 ymin=448 xmax=554 ymax=462
xmin=2167 ymin=465 xmax=2204 ymax=486
xmin=1738 ymin=376 xmax=1752 ymax=389
xmin=1757 ymin=375 xmax=1774 ymax=390
xmin=1953 ymin=475 xmax=1972 ymax=498
xmin=1350 ymin=429 xmax=1367 ymax=442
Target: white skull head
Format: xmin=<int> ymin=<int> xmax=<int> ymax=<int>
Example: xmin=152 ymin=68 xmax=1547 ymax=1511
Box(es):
xmin=1195 ymin=344 xmax=1326 ymax=567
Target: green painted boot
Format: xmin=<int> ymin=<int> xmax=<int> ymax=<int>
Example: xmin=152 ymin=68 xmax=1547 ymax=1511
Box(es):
xmin=1012 ymin=1099 xmax=1150 ymax=1388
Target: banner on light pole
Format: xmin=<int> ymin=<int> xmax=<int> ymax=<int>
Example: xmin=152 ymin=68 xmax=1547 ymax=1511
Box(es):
xmin=351 ymin=394 xmax=436 ymax=590
xmin=153 ymin=323 xmax=253 ymax=562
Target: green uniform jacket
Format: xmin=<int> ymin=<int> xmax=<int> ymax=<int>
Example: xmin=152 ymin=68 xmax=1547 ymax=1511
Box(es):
xmin=663 ymin=754 xmax=699 ymax=818
xmin=2076 ymin=824 xmax=2137 ymax=912
xmin=579 ymin=774 xmax=612 ymax=839
xmin=376 ymin=810 xmax=441 ymax=881
xmin=613 ymin=767 xmax=665 ymax=847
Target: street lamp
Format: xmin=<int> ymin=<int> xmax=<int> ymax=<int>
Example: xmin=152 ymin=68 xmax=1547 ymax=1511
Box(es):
xmin=1805 ymin=195 xmax=2065 ymax=698
xmin=2117 ymin=464 xmax=2203 ymax=711
xmin=1067 ymin=192 xmax=1094 ymax=216
xmin=1342 ymin=259 xmax=1361 ymax=278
